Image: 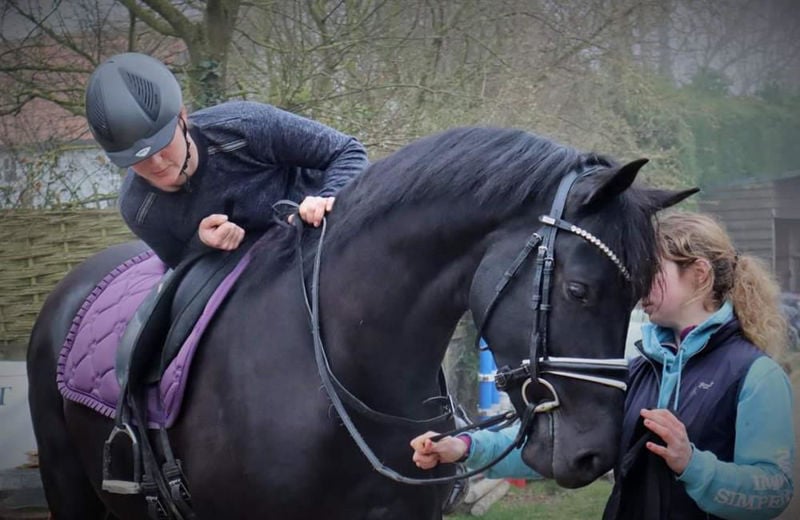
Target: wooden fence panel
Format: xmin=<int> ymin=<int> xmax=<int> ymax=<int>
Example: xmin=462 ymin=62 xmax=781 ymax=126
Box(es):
xmin=1 ymin=210 xmax=134 ymax=358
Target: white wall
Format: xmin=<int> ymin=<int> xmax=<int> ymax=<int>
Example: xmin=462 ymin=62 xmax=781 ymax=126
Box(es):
xmin=0 ymin=362 xmax=37 ymax=471
xmin=1 ymin=146 xmax=123 ymax=209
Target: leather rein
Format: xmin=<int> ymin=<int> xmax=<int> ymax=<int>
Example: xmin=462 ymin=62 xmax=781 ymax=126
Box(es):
xmin=291 ymin=167 xmax=632 ymax=485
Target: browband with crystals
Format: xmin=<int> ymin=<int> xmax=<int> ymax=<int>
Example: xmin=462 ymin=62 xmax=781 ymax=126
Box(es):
xmin=539 ymin=215 xmax=631 ymax=281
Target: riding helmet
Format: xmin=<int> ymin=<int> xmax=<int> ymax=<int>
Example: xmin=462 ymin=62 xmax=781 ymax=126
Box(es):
xmin=85 ymin=53 xmax=182 ymax=168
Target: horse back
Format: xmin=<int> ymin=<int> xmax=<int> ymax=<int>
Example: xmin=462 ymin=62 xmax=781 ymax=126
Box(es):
xmin=27 ymin=241 xmax=151 ymax=374
xmin=26 ymin=241 xmax=151 ymax=518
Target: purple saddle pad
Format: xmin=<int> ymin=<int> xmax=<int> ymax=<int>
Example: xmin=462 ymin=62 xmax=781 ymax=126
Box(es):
xmin=56 ymin=249 xmax=251 ymax=428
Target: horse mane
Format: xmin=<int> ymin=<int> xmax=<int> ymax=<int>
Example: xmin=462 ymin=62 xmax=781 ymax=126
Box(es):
xmin=331 ymin=127 xmax=585 ymax=233
xmin=254 ymin=127 xmax=660 ymax=298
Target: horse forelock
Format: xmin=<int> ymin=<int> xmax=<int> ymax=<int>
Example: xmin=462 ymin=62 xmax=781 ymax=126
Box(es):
xmin=580 ymin=184 xmax=662 ymax=299
xmin=621 ymin=186 xmax=663 ymax=298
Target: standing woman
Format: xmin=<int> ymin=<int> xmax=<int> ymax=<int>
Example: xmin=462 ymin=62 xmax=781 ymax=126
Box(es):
xmin=411 ymin=211 xmax=794 ymax=520
xmin=605 ymin=211 xmax=794 ymax=519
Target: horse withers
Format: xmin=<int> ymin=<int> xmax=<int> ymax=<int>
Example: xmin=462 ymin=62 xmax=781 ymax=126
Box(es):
xmin=28 ymin=127 xmax=695 ymax=519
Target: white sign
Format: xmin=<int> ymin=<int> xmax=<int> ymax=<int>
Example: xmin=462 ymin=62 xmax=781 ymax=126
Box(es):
xmin=625 ymin=307 xmax=647 ymax=359
xmin=0 ymin=362 xmax=37 ymax=471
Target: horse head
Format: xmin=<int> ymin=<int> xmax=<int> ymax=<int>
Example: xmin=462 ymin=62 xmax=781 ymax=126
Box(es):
xmin=327 ymin=127 xmax=696 ymax=488
xmin=469 ymin=157 xmax=696 ymax=487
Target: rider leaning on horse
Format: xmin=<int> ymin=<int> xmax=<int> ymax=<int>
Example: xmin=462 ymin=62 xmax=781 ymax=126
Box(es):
xmin=85 ymin=52 xmax=368 ymax=267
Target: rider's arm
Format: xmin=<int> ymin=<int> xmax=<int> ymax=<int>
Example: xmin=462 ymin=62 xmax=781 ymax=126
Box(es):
xmin=463 ymin=424 xmax=543 ymax=480
xmin=240 ymin=102 xmax=368 ymax=196
xmin=119 ymin=180 xmax=185 ymax=268
xmin=676 ymin=357 xmax=794 ymax=519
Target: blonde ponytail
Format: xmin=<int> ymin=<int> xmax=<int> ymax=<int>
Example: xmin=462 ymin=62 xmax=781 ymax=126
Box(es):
xmin=656 ymin=212 xmax=788 ymax=357
xmin=729 ymin=255 xmax=788 ymax=357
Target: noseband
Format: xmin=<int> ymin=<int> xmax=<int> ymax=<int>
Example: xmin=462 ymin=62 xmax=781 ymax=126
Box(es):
xmin=477 ymin=168 xmax=630 ymax=416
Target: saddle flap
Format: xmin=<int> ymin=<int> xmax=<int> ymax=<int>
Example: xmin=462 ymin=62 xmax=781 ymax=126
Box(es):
xmin=116 ymin=267 xmax=184 ymax=389
xmin=158 ymin=245 xmax=252 ymax=379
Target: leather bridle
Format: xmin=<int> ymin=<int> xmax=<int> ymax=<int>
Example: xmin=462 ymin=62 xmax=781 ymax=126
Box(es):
xmin=293 ymin=166 xmax=633 ymax=485
xmin=477 ymin=168 xmax=630 ymax=417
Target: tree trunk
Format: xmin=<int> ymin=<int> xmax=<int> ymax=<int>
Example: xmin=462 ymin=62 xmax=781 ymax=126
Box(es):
xmin=443 ymin=314 xmax=479 ymax=420
xmin=657 ymin=0 xmax=673 ymax=80
xmin=185 ymin=0 xmax=242 ymax=108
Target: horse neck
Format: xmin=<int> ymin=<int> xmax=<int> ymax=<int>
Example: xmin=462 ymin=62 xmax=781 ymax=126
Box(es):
xmin=318 ymin=204 xmax=493 ymax=416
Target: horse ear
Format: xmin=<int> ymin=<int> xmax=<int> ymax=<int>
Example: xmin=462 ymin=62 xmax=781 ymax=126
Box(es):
xmin=583 ymin=158 xmax=649 ymax=207
xmin=647 ymin=187 xmax=700 ymax=211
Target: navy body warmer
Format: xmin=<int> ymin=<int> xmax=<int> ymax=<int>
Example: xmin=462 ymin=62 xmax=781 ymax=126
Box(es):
xmin=604 ymin=319 xmax=764 ymax=520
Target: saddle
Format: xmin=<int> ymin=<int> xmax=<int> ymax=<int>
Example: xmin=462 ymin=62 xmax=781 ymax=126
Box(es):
xmin=103 ymin=241 xmax=254 ymax=519
xmin=115 ymin=243 xmax=252 ymax=389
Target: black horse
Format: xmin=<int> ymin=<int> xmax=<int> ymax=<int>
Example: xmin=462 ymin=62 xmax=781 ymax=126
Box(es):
xmin=28 ymin=127 xmax=694 ymax=519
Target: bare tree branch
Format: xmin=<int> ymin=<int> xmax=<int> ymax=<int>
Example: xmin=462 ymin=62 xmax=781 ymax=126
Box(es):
xmin=117 ymin=0 xmax=186 ymax=38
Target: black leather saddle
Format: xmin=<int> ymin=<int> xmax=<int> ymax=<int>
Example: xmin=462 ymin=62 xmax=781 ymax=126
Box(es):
xmin=115 ymin=242 xmax=253 ymax=390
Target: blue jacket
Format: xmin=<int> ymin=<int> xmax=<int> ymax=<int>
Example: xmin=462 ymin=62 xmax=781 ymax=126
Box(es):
xmin=119 ymin=101 xmax=368 ymax=267
xmin=463 ymin=303 xmax=794 ymax=519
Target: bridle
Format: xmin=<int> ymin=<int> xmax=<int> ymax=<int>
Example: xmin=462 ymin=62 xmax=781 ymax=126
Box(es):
xmin=289 ymin=166 xmax=633 ymax=486
xmin=477 ymin=168 xmax=630 ymax=418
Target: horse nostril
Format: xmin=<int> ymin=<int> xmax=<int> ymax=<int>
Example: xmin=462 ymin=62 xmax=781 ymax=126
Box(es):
xmin=573 ymin=450 xmax=602 ymax=473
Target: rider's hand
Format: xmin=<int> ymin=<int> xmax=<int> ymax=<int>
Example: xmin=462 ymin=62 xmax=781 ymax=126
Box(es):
xmin=410 ymin=431 xmax=468 ymax=469
xmin=198 ymin=214 xmax=245 ymax=251
xmin=289 ymin=196 xmax=335 ymax=227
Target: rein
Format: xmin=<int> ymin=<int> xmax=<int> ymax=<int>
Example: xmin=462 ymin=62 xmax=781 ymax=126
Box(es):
xmin=289 ymin=206 xmax=535 ymax=485
xmin=288 ymin=166 xmax=632 ymax=485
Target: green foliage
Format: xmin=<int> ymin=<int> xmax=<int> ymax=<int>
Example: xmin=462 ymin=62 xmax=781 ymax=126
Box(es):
xmin=189 ymin=59 xmax=226 ymax=108
xmin=688 ymin=67 xmax=733 ymax=96
xmin=592 ymin=66 xmax=696 ymax=190
xmin=755 ymin=82 xmax=799 ymax=105
xmin=585 ymin=64 xmax=800 ymax=190
xmin=677 ymin=87 xmax=800 ymax=185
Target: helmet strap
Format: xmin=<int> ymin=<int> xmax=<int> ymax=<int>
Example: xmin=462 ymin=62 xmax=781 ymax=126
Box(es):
xmin=179 ymin=117 xmax=192 ymax=192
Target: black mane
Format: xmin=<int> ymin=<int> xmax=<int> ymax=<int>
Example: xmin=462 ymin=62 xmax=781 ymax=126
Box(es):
xmin=332 ymin=127 xmax=587 ymax=231
xmin=260 ymin=127 xmax=661 ymax=297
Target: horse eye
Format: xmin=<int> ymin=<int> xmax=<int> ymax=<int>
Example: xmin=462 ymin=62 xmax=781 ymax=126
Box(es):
xmin=567 ymin=282 xmax=588 ymax=301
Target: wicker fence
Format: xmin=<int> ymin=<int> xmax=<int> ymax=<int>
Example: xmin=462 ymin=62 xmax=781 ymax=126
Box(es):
xmin=1 ymin=210 xmax=134 ymax=359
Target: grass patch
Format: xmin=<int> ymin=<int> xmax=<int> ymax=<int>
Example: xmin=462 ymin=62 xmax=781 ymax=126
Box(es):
xmin=446 ymin=479 xmax=612 ymax=520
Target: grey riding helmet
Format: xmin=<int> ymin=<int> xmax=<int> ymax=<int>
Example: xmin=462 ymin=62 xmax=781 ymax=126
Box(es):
xmin=85 ymin=53 xmax=182 ymax=168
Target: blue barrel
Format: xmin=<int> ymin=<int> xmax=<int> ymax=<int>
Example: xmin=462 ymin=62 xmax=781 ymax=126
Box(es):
xmin=478 ymin=340 xmax=495 ymax=416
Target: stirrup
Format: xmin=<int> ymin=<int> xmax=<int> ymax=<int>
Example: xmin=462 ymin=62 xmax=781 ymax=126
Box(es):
xmin=102 ymin=423 xmax=143 ymax=494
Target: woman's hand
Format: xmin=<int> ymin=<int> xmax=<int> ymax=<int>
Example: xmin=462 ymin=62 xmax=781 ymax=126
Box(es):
xmin=292 ymin=196 xmax=335 ymax=227
xmin=198 ymin=214 xmax=245 ymax=251
xmin=641 ymin=408 xmax=693 ymax=474
xmin=410 ymin=431 xmax=468 ymax=470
